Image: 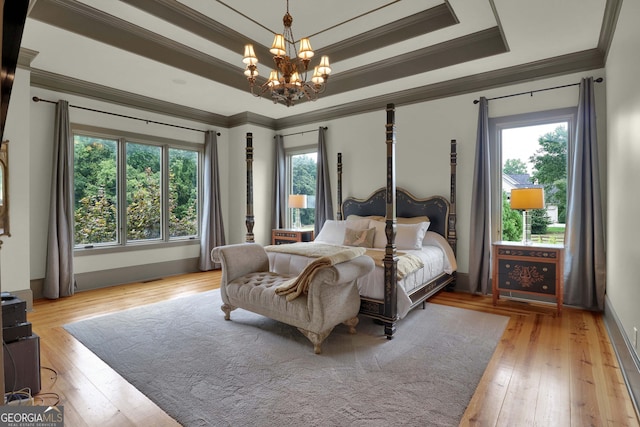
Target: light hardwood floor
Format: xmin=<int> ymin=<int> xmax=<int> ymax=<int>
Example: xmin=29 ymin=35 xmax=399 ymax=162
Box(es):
xmin=26 ymin=271 xmax=639 ymax=426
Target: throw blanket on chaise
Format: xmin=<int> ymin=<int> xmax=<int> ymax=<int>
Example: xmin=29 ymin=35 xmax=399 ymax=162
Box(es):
xmin=273 ymin=245 xmax=366 ymax=301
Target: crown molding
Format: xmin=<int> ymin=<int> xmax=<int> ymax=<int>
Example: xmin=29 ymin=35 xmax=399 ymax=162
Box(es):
xmin=273 ymin=49 xmax=605 ymax=129
xmin=27 ymin=47 xmax=604 ymax=130
xmin=227 ymin=112 xmax=277 ymax=130
xmin=318 ymin=4 xmax=458 ymax=62
xmin=29 ymin=0 xmax=249 ymax=90
xmin=325 ymin=27 xmax=506 ymax=96
xmin=30 ymin=68 xmax=230 ymax=128
xmin=124 ymin=0 xmax=458 ymax=65
xmin=598 ymin=0 xmax=623 ymax=61
xmin=17 ymin=47 xmax=39 ymax=68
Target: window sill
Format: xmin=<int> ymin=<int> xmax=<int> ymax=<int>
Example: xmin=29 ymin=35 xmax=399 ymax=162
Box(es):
xmin=74 ymin=238 xmax=199 ymax=256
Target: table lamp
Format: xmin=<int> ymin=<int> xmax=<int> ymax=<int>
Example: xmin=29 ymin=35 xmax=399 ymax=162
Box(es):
xmin=510 ymin=187 xmax=544 ymax=244
xmin=288 ymin=194 xmax=307 ymax=229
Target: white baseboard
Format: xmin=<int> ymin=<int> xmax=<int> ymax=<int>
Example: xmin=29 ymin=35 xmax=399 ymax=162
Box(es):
xmin=604 ymin=296 xmax=640 ymax=418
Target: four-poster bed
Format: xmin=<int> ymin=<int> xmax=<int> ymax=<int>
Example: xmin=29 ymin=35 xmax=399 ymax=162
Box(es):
xmin=335 ymin=104 xmax=457 ymax=338
xmin=248 ymin=104 xmax=457 ymax=339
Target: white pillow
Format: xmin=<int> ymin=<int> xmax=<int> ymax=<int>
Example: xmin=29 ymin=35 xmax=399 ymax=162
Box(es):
xmin=397 ymin=222 xmax=430 ymax=250
xmin=314 ymin=219 xmax=370 ymax=245
xmin=369 ymin=220 xmax=430 ymax=250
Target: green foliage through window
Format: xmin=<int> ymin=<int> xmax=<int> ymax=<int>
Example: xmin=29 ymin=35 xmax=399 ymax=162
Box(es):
xmin=73 ymin=133 xmax=199 ymax=247
xmin=290 ymin=152 xmax=317 ymax=228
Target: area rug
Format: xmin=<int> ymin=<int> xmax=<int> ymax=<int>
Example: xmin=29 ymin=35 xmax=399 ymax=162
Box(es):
xmin=64 ymin=290 xmax=508 ymax=427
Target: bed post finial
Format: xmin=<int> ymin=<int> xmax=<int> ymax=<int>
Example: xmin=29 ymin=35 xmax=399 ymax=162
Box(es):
xmin=245 ymin=133 xmax=255 ymax=243
xmin=383 ymin=103 xmax=398 ymax=339
xmin=337 ymin=152 xmax=343 ymax=220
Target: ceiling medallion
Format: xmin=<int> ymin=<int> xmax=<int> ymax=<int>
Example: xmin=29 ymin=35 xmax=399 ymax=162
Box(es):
xmin=242 ymin=0 xmax=331 ymax=107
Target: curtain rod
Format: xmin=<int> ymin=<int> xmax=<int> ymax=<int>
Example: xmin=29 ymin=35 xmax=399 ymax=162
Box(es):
xmin=276 ymin=126 xmax=328 ymax=138
xmin=32 ymin=96 xmax=221 ymax=135
xmin=472 ymin=77 xmax=604 ymax=104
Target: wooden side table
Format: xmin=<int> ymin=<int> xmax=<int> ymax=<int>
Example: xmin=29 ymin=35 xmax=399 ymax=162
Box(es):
xmin=492 ymin=241 xmax=564 ymax=314
xmin=271 ymin=229 xmax=314 ymax=245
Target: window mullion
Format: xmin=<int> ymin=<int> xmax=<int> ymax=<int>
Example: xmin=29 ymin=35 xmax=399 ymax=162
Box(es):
xmin=118 ymin=138 xmax=127 ymax=245
xmin=162 ymin=145 xmax=169 ymax=241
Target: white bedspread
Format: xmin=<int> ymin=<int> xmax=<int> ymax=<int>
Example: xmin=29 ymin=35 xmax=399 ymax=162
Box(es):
xmin=267 ymin=232 xmax=457 ymax=319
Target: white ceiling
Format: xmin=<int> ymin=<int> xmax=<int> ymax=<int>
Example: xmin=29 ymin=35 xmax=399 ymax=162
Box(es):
xmin=21 ymin=0 xmax=609 ymax=123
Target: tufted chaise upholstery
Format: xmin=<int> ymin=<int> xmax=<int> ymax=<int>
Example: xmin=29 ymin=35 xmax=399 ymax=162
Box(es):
xmin=212 ymin=243 xmax=374 ymax=354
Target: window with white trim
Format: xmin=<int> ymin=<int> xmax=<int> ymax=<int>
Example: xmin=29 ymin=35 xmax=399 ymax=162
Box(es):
xmin=73 ymin=128 xmax=200 ymax=248
xmin=286 ymin=146 xmax=317 ymax=230
xmin=490 ymin=107 xmax=575 ymax=243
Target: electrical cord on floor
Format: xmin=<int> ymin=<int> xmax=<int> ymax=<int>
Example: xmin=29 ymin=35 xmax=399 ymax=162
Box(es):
xmin=2 ymin=339 xmax=19 ymax=398
xmin=36 ymin=366 xmax=61 ymax=406
xmin=41 ymin=365 xmax=58 ymax=387
xmin=33 ymin=392 xmax=60 ymax=406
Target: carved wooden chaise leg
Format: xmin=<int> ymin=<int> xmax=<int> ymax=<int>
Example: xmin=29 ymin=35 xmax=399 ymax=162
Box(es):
xmin=221 ymin=303 xmax=237 ymax=321
xmin=297 ymin=328 xmax=333 ymax=355
xmin=343 ymin=316 xmax=359 ymax=334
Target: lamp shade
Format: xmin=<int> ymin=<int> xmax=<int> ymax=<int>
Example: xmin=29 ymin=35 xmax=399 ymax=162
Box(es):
xmin=288 ymin=194 xmax=307 ymax=209
xmin=510 ymin=187 xmax=544 ymax=210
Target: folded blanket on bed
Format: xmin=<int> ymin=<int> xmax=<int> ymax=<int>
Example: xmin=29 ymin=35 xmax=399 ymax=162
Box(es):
xmin=363 ymin=249 xmax=424 ymax=280
xmin=274 ymin=246 xmax=366 ymax=301
xmin=265 ymin=242 xmax=424 ymax=281
xmin=265 ymin=242 xmax=351 ymax=258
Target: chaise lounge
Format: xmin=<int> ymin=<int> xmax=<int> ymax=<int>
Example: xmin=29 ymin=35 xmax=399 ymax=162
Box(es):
xmin=212 ymin=243 xmax=374 ymax=354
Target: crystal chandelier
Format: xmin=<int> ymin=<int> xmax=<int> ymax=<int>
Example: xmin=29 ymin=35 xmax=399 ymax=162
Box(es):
xmin=242 ymin=0 xmax=332 ymax=107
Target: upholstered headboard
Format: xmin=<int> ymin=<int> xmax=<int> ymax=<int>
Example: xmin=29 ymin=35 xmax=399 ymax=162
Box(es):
xmin=341 ymin=187 xmax=450 ymax=239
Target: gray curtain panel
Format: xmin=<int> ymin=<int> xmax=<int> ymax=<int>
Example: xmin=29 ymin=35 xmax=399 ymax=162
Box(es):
xmin=564 ymin=77 xmax=606 ymax=310
xmin=199 ymin=130 xmax=226 ymax=271
xmin=314 ymin=127 xmax=333 ymax=237
xmin=43 ymin=100 xmax=75 ymax=299
xmin=468 ymin=97 xmax=492 ymax=294
xmin=272 ymin=135 xmax=286 ymax=229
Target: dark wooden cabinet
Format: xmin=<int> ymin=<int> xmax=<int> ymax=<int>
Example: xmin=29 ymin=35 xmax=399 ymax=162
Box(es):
xmin=271 ymin=229 xmax=314 ymax=245
xmin=492 ymin=241 xmax=564 ymax=314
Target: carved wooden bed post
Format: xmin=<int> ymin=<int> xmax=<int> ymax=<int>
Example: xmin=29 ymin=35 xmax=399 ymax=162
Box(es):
xmin=336 ymin=152 xmax=343 ymax=220
xmin=449 ymin=139 xmax=457 ymax=255
xmin=245 ymin=133 xmax=254 ymax=243
xmin=383 ymin=103 xmax=399 ymax=339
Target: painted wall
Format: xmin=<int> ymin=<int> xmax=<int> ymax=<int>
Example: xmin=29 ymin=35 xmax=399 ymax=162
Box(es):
xmin=243 ymin=70 xmax=607 ymax=281
xmin=1 ymin=66 xmax=231 ymax=294
xmin=1 ymin=68 xmax=31 ymax=294
xmin=605 ymin=0 xmax=640 ymax=357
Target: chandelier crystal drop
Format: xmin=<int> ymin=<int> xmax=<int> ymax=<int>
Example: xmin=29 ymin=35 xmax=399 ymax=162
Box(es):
xmin=242 ymin=0 xmax=331 ymax=107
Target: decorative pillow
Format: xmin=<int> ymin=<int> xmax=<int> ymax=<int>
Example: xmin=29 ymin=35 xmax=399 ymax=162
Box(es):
xmin=342 ymin=227 xmax=376 ymax=248
xmin=345 ymin=218 xmax=372 ymax=230
xmin=397 ymin=216 xmax=430 ymax=224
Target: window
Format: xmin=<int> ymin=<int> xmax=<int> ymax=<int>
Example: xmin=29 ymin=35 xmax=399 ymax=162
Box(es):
xmin=490 ymin=108 xmax=575 ymax=244
xmin=287 ymin=147 xmax=317 ymax=230
xmin=73 ymin=128 xmax=200 ymax=248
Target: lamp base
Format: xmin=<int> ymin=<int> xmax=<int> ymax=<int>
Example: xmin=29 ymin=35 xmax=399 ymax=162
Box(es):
xmin=522 ymin=210 xmax=533 ymax=245
xmin=293 ymin=208 xmax=302 ymax=230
